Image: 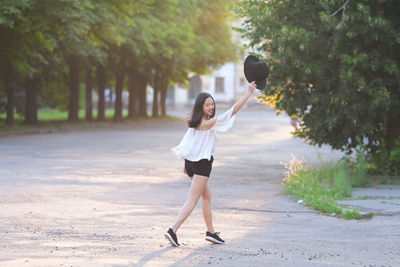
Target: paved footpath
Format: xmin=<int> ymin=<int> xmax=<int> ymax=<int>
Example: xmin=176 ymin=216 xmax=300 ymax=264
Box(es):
xmin=0 ymin=106 xmax=399 ymax=267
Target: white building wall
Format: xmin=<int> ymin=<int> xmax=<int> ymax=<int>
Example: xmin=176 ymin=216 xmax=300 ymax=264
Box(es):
xmin=206 ymin=62 xmax=236 ymax=103
xmin=175 ymin=87 xmax=188 ymax=106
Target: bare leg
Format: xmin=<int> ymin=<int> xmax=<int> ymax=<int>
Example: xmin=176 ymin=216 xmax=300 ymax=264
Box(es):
xmin=202 ymin=185 xmax=215 ymax=233
xmin=172 ymin=175 xmax=208 ymax=233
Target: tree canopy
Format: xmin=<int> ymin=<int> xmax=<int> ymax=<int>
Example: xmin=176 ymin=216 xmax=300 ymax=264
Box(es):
xmin=0 ymin=0 xmax=237 ymax=123
xmin=236 ymin=0 xmax=400 ymax=174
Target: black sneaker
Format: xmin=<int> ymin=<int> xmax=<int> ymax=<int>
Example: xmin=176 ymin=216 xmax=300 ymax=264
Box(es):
xmin=205 ymin=231 xmax=225 ymax=244
xmin=165 ymin=228 xmax=179 ymax=247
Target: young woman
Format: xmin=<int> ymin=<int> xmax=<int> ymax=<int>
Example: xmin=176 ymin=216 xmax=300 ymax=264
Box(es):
xmin=165 ymin=81 xmax=257 ymax=247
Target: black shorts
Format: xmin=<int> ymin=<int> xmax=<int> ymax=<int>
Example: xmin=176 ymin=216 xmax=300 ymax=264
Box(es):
xmin=184 ymin=156 xmax=214 ymax=178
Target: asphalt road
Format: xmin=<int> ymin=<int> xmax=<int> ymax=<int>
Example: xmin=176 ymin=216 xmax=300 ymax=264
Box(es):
xmin=0 ymin=106 xmax=399 ymax=266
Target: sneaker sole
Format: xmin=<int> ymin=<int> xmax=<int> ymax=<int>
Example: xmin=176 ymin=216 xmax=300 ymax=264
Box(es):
xmin=165 ymin=232 xmax=179 ymax=247
xmin=205 ymin=236 xmax=224 ymax=244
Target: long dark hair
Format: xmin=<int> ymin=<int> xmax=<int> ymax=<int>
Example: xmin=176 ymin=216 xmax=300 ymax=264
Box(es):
xmin=188 ymin=92 xmax=216 ymax=128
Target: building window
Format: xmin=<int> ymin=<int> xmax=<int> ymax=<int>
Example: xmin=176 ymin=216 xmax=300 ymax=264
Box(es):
xmin=215 ymin=77 xmax=225 ymax=93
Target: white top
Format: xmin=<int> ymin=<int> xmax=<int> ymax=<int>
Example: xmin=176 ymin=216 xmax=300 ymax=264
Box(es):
xmin=171 ymin=105 xmax=236 ymax=161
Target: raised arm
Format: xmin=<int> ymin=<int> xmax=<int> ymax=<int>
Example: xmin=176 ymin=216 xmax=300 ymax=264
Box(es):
xmin=200 ymin=81 xmax=256 ymax=130
xmin=232 ymin=81 xmax=256 ymax=116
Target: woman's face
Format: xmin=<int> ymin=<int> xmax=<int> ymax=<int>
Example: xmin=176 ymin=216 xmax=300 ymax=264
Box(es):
xmin=202 ymin=97 xmax=214 ymax=117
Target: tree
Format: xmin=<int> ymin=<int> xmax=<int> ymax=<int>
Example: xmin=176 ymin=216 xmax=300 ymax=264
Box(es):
xmin=1 ymin=0 xmax=237 ymax=124
xmin=236 ymin=0 xmax=400 ymax=174
xmin=0 ymin=0 xmax=47 ymax=125
xmin=144 ymin=0 xmax=238 ymax=117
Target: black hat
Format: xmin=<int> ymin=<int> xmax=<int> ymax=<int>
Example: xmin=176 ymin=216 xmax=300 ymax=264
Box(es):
xmin=244 ymin=55 xmax=269 ymax=90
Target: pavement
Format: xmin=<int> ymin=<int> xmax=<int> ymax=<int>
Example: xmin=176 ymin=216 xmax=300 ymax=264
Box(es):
xmin=0 ymin=103 xmax=399 ymax=266
xmin=337 ymin=185 xmax=400 ymax=216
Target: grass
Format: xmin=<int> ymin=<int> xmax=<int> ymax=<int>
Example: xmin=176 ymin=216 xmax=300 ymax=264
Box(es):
xmin=0 ymin=108 xmax=181 ymax=135
xmin=1 ymin=109 xmax=130 ymax=121
xmin=282 ymin=155 xmax=374 ymax=220
xmin=345 ymin=196 xmax=400 ymax=201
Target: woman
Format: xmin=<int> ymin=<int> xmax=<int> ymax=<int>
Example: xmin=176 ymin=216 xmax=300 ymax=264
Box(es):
xmin=165 ymin=81 xmax=257 ymax=247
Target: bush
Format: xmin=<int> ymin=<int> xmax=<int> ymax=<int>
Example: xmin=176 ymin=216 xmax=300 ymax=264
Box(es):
xmin=369 ymin=137 xmax=400 ymax=177
xmin=389 ymin=138 xmax=400 ymax=176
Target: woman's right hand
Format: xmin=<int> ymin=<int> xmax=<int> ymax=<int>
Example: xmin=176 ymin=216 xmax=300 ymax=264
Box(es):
xmin=248 ymin=81 xmax=256 ymax=94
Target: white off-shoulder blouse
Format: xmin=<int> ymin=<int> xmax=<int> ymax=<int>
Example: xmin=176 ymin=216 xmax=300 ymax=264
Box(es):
xmin=171 ymin=105 xmax=236 ymax=161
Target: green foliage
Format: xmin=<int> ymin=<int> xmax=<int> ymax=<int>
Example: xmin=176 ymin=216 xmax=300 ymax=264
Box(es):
xmin=235 ymin=0 xmax=400 ymax=175
xmin=340 ymin=141 xmax=373 ymax=187
xmin=0 ymin=0 xmax=237 ymax=122
xmin=333 ymin=161 xmax=353 ymax=198
xmin=342 ymin=208 xmax=361 ymax=220
xmin=133 ymin=0 xmax=237 ymax=84
xmin=282 ymin=155 xmax=363 ymax=219
xmin=368 ymin=138 xmax=391 ymax=175
xmin=351 ymin=136 xmax=400 ymax=177
xmin=0 ymin=0 xmax=31 ymax=27
xmin=353 ymin=144 xmax=372 ymax=187
xmin=388 ymin=138 xmax=400 ymax=175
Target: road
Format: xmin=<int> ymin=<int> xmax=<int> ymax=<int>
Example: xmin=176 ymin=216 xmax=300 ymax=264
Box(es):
xmin=0 ymin=106 xmax=399 ymax=266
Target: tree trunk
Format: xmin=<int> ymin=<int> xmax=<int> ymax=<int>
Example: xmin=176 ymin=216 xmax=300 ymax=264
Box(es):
xmin=6 ymin=86 xmax=14 ymax=125
xmin=387 ymin=115 xmax=400 ymax=150
xmin=160 ymin=75 xmax=168 ymax=116
xmin=152 ymin=70 xmax=161 ymax=117
xmin=96 ymin=64 xmax=106 ymax=121
xmin=114 ymin=70 xmax=124 ymax=121
xmin=85 ymin=66 xmax=93 ymax=121
xmin=160 ymin=89 xmax=166 ymax=116
xmin=132 ymin=68 xmax=143 ymax=118
xmin=4 ymin=62 xmax=14 ymax=125
xmin=152 ymin=86 xmax=159 ymax=117
xmin=127 ymin=65 xmax=136 ymax=120
xmin=138 ymin=75 xmax=147 ymax=118
xmin=68 ymin=55 xmax=79 ymax=122
xmin=23 ymin=76 xmax=39 ymax=124
xmin=126 ymin=67 xmax=147 ymax=118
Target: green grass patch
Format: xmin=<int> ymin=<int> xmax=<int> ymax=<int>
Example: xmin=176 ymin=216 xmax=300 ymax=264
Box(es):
xmin=282 ymin=155 xmax=371 ymax=220
xmin=0 ymin=109 xmax=130 ymax=121
xmin=1 ymin=109 xmax=180 ymax=135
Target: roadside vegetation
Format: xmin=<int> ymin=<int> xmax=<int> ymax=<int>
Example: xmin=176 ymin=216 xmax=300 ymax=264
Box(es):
xmin=282 ymin=144 xmax=400 ymax=220
xmin=1 ymin=109 xmax=129 ymax=122
xmin=236 ymin=1 xmax=400 ymax=214
xmin=236 ymin=1 xmax=400 ymax=177
xmin=0 ymin=108 xmax=179 ymax=135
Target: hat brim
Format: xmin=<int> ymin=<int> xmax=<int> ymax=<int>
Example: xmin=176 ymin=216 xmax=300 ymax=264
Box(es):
xmin=244 ymin=55 xmax=267 ymax=90
xmin=255 ymin=79 xmax=266 ymax=90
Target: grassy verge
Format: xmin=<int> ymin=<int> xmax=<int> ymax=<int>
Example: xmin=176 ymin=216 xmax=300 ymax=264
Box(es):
xmin=0 ymin=109 xmax=181 ymax=136
xmin=282 ymin=155 xmax=375 ymax=220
